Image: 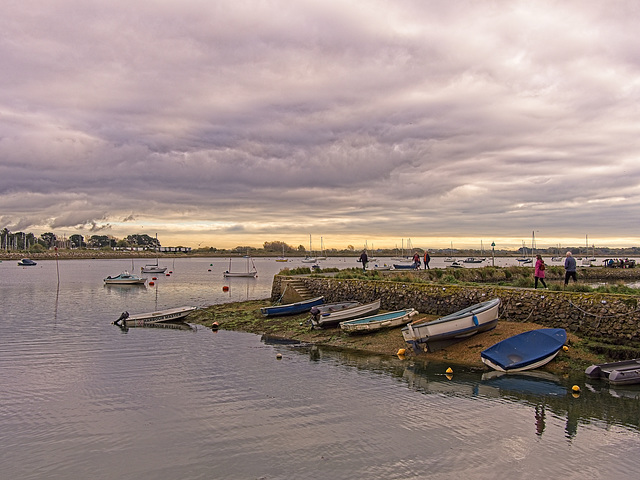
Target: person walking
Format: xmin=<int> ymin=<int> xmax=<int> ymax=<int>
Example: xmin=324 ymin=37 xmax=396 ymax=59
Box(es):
xmin=564 ymin=251 xmax=577 ymax=286
xmin=424 ymin=251 xmax=431 ymax=270
xmin=534 ymin=254 xmax=547 ymax=289
xmin=359 ymin=250 xmax=368 ymax=272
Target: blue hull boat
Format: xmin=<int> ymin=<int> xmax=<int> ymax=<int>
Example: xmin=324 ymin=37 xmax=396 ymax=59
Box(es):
xmin=481 ymin=328 xmax=567 ymax=372
xmin=261 ymin=296 xmax=324 ymax=317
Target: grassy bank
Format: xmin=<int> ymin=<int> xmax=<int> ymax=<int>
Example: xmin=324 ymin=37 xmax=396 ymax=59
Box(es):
xmin=187 ymin=300 xmax=606 ymax=376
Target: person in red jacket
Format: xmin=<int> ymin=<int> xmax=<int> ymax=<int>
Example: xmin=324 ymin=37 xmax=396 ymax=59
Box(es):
xmin=534 ymin=254 xmax=547 ymax=289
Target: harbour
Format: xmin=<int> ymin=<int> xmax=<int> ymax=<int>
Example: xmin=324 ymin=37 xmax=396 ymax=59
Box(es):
xmin=2 ymin=257 xmax=640 ymax=479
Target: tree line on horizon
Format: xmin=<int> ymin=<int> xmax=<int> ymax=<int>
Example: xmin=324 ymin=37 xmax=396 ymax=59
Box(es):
xmin=2 ymin=228 xmax=639 ymax=256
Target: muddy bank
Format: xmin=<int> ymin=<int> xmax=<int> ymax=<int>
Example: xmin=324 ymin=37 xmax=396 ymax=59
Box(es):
xmin=188 ymin=300 xmax=603 ymax=375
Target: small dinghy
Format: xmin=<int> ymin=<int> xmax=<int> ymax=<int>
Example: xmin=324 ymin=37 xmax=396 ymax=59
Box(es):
xmin=585 ymin=359 xmax=640 ymax=385
xmin=481 ymin=328 xmax=567 ymax=372
xmin=310 ymin=299 xmax=381 ymax=329
xmin=260 ymin=296 xmax=324 ymax=317
xmin=340 ymin=308 xmax=417 ymax=333
xmin=402 ymin=298 xmax=500 ymax=353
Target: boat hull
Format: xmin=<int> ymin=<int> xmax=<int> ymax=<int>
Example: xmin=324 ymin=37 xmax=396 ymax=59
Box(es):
xmin=115 ymin=306 xmax=198 ymax=327
xmin=261 ymin=296 xmax=325 ymax=317
xmin=223 ymin=271 xmax=258 ymax=277
xmin=104 ymin=271 xmax=146 ymax=285
xmin=402 ymin=298 xmax=501 ymax=353
xmin=310 ymin=299 xmax=381 ymax=328
xmin=585 ymin=359 xmax=640 ymax=385
xmin=141 ymin=266 xmax=167 ymax=274
xmin=340 ymin=308 xmax=417 ymax=333
xmin=481 ymin=328 xmax=567 ymax=372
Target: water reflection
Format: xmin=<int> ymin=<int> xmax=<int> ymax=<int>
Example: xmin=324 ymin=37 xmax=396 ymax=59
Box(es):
xmin=272 ymin=342 xmax=640 ymax=439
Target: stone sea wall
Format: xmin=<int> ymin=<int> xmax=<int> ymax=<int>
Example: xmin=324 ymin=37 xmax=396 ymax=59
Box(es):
xmin=271 ymin=275 xmax=640 ymax=344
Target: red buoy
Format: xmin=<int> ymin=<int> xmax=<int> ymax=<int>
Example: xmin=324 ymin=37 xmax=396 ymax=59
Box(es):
xmin=222 ymin=286 xmax=229 ymax=292
xmin=149 ymin=281 xmax=155 ymax=286
xmin=152 ymin=277 xmax=158 ymax=280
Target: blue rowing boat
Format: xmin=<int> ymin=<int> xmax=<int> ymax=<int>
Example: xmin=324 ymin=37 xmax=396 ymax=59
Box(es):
xmin=481 ymin=328 xmax=567 ymax=372
xmin=260 ymin=296 xmax=324 ymax=317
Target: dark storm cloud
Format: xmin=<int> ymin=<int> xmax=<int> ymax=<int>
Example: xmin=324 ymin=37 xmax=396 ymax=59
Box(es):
xmin=1 ymin=1 xmax=639 ymax=247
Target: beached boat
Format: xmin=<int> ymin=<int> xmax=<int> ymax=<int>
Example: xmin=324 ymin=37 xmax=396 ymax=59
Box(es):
xmin=481 ymin=328 xmax=567 ymax=372
xmin=402 ymin=298 xmax=501 ymax=353
xmin=223 ymin=255 xmax=258 ymax=277
xmin=261 ymin=296 xmax=324 ymax=317
xmin=104 ymin=271 xmax=147 ymax=285
xmin=113 ymin=306 xmax=198 ymax=327
xmin=310 ymin=299 xmax=381 ymax=329
xmin=18 ymin=258 xmax=37 ymax=266
xmin=585 ymin=359 xmax=640 ymax=385
xmin=340 ymin=308 xmax=417 ymax=333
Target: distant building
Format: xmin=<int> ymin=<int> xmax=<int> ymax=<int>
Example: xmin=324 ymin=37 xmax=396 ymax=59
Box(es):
xmin=159 ymin=246 xmax=192 ymax=253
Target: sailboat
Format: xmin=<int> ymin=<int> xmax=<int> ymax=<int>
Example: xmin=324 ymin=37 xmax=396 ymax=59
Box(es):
xmin=365 ymin=241 xmax=377 ymax=262
xmin=516 ymin=232 xmax=535 ymax=265
xmin=316 ymin=237 xmax=328 ymax=260
xmin=392 ymin=239 xmax=413 ymax=262
xmin=223 ymin=254 xmax=258 ymax=277
xmin=275 ymin=244 xmax=288 ymax=262
xmin=582 ymin=235 xmax=596 ymax=266
xmin=444 ymin=242 xmax=455 ymax=262
xmin=141 ymin=234 xmax=167 ymax=274
xmin=301 ymin=234 xmax=317 ymax=263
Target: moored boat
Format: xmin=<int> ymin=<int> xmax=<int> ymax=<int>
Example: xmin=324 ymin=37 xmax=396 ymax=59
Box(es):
xmin=585 ymin=359 xmax=640 ymax=385
xmin=481 ymin=328 xmax=567 ymax=372
xmin=223 ymin=255 xmax=258 ymax=277
xmin=340 ymin=308 xmax=417 ymax=333
xmin=402 ymin=298 xmax=501 ymax=353
xmin=310 ymin=299 xmax=381 ymax=329
xmin=113 ymin=306 xmax=198 ymax=327
xmin=18 ymin=258 xmax=37 ymax=266
xmin=261 ymin=296 xmax=324 ymax=317
xmin=104 ymin=271 xmax=147 ymax=285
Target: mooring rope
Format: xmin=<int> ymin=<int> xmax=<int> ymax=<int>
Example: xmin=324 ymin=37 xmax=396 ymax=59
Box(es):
xmin=568 ymin=299 xmax=640 ymax=319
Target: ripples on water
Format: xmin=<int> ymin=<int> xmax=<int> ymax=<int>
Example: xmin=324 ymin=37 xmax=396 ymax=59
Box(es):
xmin=1 ymin=258 xmax=640 ymax=479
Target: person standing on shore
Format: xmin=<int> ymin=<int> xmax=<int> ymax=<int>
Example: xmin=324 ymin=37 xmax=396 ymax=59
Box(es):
xmin=359 ymin=250 xmax=368 ymax=272
xmin=534 ymin=254 xmax=547 ymax=289
xmin=424 ymin=251 xmax=431 ymax=270
xmin=564 ymin=251 xmax=577 ymax=286
xmin=413 ymin=252 xmax=421 ymax=269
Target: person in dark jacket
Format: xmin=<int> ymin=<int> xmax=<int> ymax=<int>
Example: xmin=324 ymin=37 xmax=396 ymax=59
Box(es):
xmin=359 ymin=250 xmax=368 ymax=272
xmin=564 ymin=251 xmax=577 ymax=286
xmin=423 ymin=251 xmax=431 ymax=270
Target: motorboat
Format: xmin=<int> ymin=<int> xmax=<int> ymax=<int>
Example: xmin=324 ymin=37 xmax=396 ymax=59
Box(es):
xmin=113 ymin=306 xmax=198 ymax=327
xmin=18 ymin=258 xmax=37 ymax=266
xmin=104 ymin=271 xmax=147 ymax=285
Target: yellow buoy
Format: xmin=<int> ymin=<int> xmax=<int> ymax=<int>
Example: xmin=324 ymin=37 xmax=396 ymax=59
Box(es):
xmin=446 ymin=374 xmax=454 ymax=381
xmin=397 ymin=348 xmax=406 ymax=356
xmin=563 ymin=345 xmax=569 ymax=351
xmin=572 ymin=385 xmax=580 ymax=392
xmin=276 ymin=353 xmax=282 ymax=359
xmin=446 ymin=367 xmax=453 ymax=374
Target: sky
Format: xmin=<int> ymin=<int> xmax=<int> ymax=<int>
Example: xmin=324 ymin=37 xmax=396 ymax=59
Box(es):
xmin=1 ymin=1 xmax=639 ymax=251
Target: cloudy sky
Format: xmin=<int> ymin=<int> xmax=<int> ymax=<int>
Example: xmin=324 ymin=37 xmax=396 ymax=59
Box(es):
xmin=2 ymin=0 xmax=639 ymax=251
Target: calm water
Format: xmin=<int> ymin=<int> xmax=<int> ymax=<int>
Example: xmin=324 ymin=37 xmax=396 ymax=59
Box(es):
xmin=1 ymin=257 xmax=640 ymax=479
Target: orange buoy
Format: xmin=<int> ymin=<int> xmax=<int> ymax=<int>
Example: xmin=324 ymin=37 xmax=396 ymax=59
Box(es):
xmin=149 ymin=281 xmax=154 ymax=286
xmin=222 ymin=286 xmax=229 ymax=292
xmin=211 ymin=321 xmax=219 ymax=330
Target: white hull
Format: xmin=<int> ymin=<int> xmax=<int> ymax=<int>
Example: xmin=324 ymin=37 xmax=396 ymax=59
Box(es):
xmin=402 ymin=299 xmax=500 ymax=352
xmin=340 ymin=308 xmax=417 ymax=333
xmin=481 ymin=351 xmax=559 ymax=372
xmin=116 ymin=306 xmax=198 ymax=327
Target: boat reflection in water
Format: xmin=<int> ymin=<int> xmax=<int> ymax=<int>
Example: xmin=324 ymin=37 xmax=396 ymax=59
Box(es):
xmin=266 ymin=341 xmax=640 ymax=440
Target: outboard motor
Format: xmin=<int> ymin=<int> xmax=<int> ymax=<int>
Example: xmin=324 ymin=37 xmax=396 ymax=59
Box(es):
xmin=114 ymin=311 xmax=129 ymax=326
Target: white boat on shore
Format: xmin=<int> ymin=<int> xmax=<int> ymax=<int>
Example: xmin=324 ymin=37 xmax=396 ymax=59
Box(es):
xmin=402 ymin=298 xmax=501 ymax=353
xmin=340 ymin=308 xmax=417 ymax=333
